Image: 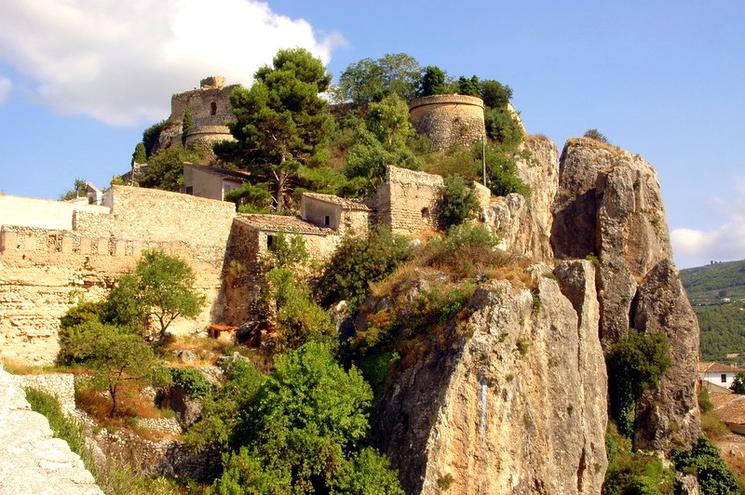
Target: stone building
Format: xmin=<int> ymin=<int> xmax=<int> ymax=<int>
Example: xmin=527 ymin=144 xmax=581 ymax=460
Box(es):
xmin=156 ymin=76 xmax=238 ymax=152
xmin=408 ymin=94 xmax=486 ymax=150
xmin=300 ymin=192 xmax=374 ymax=236
xmin=182 ymin=163 xmax=249 ymax=201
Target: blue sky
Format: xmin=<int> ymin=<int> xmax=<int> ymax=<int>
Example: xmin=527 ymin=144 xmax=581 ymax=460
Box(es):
xmin=0 ymin=0 xmax=743 ymax=268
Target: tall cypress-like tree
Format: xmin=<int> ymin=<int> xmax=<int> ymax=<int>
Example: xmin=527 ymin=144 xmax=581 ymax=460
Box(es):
xmin=217 ymin=49 xmax=333 ymax=210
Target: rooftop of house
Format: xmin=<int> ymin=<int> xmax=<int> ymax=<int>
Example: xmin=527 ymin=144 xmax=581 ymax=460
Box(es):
xmin=709 ymin=392 xmax=745 ymax=425
xmin=235 ymin=214 xmax=332 ymax=236
xmin=302 ymin=192 xmax=373 ymax=211
xmin=184 ymin=163 xmax=251 ymax=181
xmin=698 ymin=361 xmax=744 ymax=374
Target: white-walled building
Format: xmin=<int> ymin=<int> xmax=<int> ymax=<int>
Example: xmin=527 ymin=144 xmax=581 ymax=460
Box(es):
xmin=698 ymin=361 xmax=744 ymax=390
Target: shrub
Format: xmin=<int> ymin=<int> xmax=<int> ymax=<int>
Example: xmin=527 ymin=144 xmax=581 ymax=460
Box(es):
xmin=484 ymin=107 xmax=523 ymax=147
xmin=731 ymin=372 xmax=745 ymax=394
xmin=583 ymin=128 xmax=608 ymax=143
xmin=25 ymin=388 xmax=87 ymax=453
xmin=457 ymin=75 xmax=481 ymax=97
xmin=480 ymin=80 xmax=512 ymax=109
xmin=438 ymin=175 xmax=480 ymax=229
xmin=139 ymin=145 xmax=203 ymax=191
xmin=224 ymin=182 xmax=272 ymax=213
xmin=170 ymin=367 xmax=211 ymax=399
xmin=699 ymin=387 xmax=714 ymax=413
xmin=420 ymin=224 xmax=502 ymax=278
xmin=316 ymin=228 xmax=413 ymax=309
xmin=142 ymin=120 xmax=167 ymax=158
xmin=330 ymin=448 xmax=405 ymax=495
xmin=671 ymin=437 xmax=742 ymax=495
xmin=267 ymin=233 xmax=309 ymax=269
xmin=266 ymin=268 xmax=336 ymax=352
xmin=483 ymin=143 xmax=530 ymax=197
xmin=606 ymin=329 xmax=672 ymax=438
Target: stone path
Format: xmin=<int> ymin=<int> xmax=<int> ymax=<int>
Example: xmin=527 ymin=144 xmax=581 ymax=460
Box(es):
xmin=0 ymin=366 xmax=103 ymax=495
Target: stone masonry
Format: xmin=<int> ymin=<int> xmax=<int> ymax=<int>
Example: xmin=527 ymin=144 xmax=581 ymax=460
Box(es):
xmin=409 ymin=94 xmax=486 ymax=150
xmin=0 ymin=366 xmax=103 ymax=495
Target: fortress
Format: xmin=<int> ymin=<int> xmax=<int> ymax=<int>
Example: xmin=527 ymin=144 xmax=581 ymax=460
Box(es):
xmin=0 ymin=76 xmax=499 ymax=366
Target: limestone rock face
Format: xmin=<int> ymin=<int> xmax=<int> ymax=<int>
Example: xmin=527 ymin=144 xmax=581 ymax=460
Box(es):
xmin=487 ymin=135 xmax=558 ymax=262
xmin=0 ymin=366 xmax=103 ymax=495
xmin=376 ymin=261 xmax=607 ymax=495
xmin=551 ymin=138 xmax=700 ymax=451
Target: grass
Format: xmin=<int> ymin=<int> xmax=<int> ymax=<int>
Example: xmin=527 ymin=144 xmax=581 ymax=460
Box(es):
xmin=24 ymin=387 xmax=188 ymax=495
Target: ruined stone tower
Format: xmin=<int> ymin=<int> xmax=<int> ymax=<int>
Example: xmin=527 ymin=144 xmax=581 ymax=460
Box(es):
xmin=409 ymin=94 xmax=486 ymax=150
xmin=167 ymin=75 xmax=237 ymax=148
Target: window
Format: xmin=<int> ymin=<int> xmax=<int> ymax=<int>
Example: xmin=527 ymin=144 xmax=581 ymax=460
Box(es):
xmin=421 ymin=207 xmax=430 ymax=219
xmin=185 ymin=186 xmax=193 ymax=195
xmin=324 ymin=215 xmax=330 ymax=227
xmin=722 ymin=374 xmax=727 ymax=383
xmin=211 ymin=102 xmax=217 ymax=115
xmin=267 ymin=235 xmax=274 ymax=248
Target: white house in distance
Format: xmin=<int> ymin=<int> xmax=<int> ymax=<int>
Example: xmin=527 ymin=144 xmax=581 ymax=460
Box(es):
xmin=698 ymin=361 xmax=744 ymax=390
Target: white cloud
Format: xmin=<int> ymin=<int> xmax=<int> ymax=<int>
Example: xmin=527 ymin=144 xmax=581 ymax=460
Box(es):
xmin=0 ymin=0 xmax=343 ymax=125
xmin=0 ymin=76 xmax=10 ymax=104
xmin=671 ymin=177 xmax=745 ymax=263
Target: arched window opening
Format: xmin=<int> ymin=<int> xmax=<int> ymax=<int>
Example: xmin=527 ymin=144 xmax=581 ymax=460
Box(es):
xmin=210 ymin=102 xmax=217 ymax=115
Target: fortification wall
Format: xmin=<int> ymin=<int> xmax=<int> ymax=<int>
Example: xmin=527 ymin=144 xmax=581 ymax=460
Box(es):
xmin=169 ymin=85 xmax=237 ymax=126
xmin=0 ymin=195 xmax=108 ymax=230
xmin=376 ymin=166 xmax=444 ymax=236
xmin=0 ymin=187 xmax=236 ymax=365
xmin=409 ymin=94 xmax=486 ymax=150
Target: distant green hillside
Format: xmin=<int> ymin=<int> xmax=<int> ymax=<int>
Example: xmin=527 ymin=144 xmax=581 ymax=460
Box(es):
xmin=680 ymin=258 xmax=745 ymax=305
xmin=680 ymin=259 xmax=745 ymax=361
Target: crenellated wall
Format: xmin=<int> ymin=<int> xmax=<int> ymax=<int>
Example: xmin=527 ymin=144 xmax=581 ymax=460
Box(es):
xmin=0 ymin=186 xmax=236 ymax=365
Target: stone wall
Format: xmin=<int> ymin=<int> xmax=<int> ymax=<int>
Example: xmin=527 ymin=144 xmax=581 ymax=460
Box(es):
xmin=409 ymin=94 xmax=486 ymax=150
xmin=0 ymin=186 xmax=236 ymax=365
xmin=376 ymin=166 xmax=444 ymax=236
xmin=0 ymin=194 xmax=109 ymax=230
xmin=0 ymin=366 xmax=103 ymax=494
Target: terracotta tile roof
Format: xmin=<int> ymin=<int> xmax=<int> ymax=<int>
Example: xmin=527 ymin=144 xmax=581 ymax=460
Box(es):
xmin=710 ymin=392 xmax=745 ymax=424
xmin=235 ymin=214 xmax=332 ymax=235
xmin=698 ymin=361 xmax=744 ymax=373
xmin=302 ymin=192 xmax=373 ymax=211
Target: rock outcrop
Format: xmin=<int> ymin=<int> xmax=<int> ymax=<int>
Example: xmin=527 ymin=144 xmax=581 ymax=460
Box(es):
xmin=487 ymin=135 xmax=558 ymax=262
xmin=551 ymin=137 xmax=700 ymax=451
xmin=376 ymin=261 xmax=607 ymax=494
xmin=0 ymin=366 xmax=103 ymax=495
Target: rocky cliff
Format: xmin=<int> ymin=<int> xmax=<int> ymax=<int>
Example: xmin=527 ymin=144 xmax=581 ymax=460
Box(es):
xmin=377 ymin=136 xmax=701 ymax=493
xmin=376 ymin=261 xmax=607 ymax=494
xmin=552 ymin=138 xmax=699 ymax=451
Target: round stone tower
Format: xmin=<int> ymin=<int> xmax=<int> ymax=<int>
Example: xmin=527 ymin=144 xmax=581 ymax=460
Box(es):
xmin=409 ymin=94 xmax=486 ymax=150
xmin=169 ymin=75 xmax=237 ymax=150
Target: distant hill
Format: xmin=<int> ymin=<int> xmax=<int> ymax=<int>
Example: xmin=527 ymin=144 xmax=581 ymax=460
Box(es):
xmin=680 ymin=259 xmax=745 ymax=361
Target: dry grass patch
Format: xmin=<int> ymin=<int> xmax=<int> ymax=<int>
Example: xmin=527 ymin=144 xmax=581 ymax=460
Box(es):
xmin=76 ymin=383 xmax=170 ymax=425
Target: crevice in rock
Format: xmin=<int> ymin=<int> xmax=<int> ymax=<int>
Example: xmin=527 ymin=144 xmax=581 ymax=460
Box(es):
xmin=576 ymin=447 xmax=587 ymax=493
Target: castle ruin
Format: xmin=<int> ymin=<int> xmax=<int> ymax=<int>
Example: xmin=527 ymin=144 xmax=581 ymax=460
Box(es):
xmin=409 ymin=94 xmax=486 ymax=150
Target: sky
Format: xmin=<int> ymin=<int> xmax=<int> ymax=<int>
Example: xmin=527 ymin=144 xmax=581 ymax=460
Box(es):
xmin=0 ymin=0 xmax=743 ymax=269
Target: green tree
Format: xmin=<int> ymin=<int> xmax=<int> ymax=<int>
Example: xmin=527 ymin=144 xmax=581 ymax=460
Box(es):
xmin=457 ymin=75 xmax=481 ymax=97
xmin=131 ymin=142 xmax=147 ymax=165
xmin=69 ymin=324 xmax=171 ymax=416
xmin=213 ymin=342 xmax=402 ymax=494
xmin=139 ymin=145 xmax=203 ymax=191
xmin=224 ymin=182 xmax=273 ymax=213
xmin=583 ymin=128 xmax=608 ymax=143
xmin=267 ymin=233 xmax=309 ymax=269
xmin=128 ymin=250 xmax=205 ymax=342
xmin=417 ymin=66 xmax=447 ymax=97
xmin=438 ymin=175 xmax=480 ymax=228
xmin=483 ymin=143 xmax=530 ymax=197
xmin=484 ymin=107 xmax=523 ymax=146
xmin=59 ymin=178 xmax=87 ymax=201
xmin=217 ymin=48 xmax=333 ymax=211
xmin=730 ymin=372 xmax=745 ymax=394
xmin=316 ymin=228 xmax=412 ymax=309
xmin=142 ymin=120 xmax=167 ymax=158
xmin=266 ymin=267 xmax=336 ymax=352
xmin=480 ymin=80 xmax=513 ymax=109
xmin=606 ymin=329 xmax=672 ymax=439
xmin=333 ymin=53 xmax=421 ymax=105
xmin=345 ymin=94 xmax=421 ymax=194
xmin=182 ymin=110 xmax=195 ymax=145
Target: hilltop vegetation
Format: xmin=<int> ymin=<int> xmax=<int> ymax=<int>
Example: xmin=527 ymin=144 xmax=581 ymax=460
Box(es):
xmin=680 ymin=259 xmax=745 ymax=360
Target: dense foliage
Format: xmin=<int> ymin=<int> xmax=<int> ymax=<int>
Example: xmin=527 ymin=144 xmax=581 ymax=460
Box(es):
xmin=731 ymin=372 xmax=745 ymax=394
xmin=209 ymin=342 xmax=403 ymax=494
xmin=606 ymin=329 xmax=672 ymax=438
xmin=216 ymin=48 xmax=333 ymax=210
xmin=170 ymin=367 xmax=211 ymax=399
xmin=416 ymin=65 xmax=448 ymax=97
xmin=315 ymin=228 xmax=413 ymax=309
xmin=132 ymin=142 xmax=147 ymax=165
xmin=333 ymin=53 xmax=421 ymax=105
xmin=604 ymin=422 xmax=675 ymax=495
xmin=138 ymin=145 xmax=204 ymax=191
xmin=142 ymin=120 xmax=168 ymax=158
xmin=438 ymin=175 xmax=480 ymax=228
xmin=671 ymin=437 xmax=742 ymax=495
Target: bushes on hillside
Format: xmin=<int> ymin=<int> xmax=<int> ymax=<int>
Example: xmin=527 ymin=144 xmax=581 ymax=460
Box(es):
xmin=671 ymin=437 xmax=742 ymax=495
xmin=420 ymin=224 xmax=502 ymax=278
xmin=606 ymin=329 xmax=672 ymax=438
xmin=315 ymin=228 xmax=413 ymax=309
xmin=438 ymin=174 xmax=480 ymax=228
